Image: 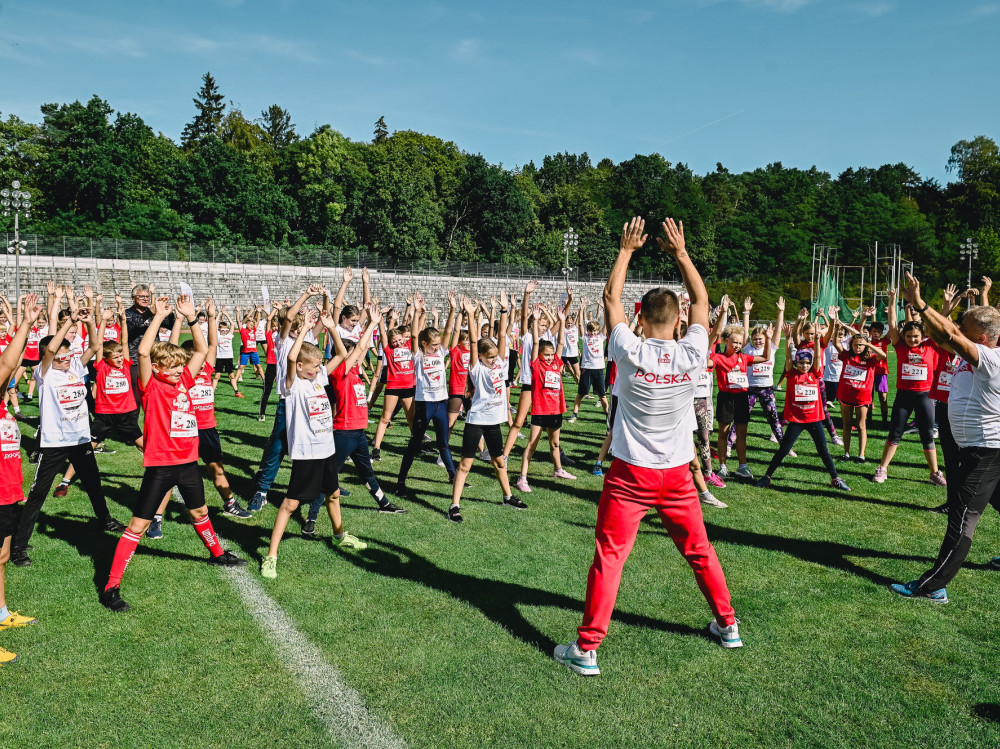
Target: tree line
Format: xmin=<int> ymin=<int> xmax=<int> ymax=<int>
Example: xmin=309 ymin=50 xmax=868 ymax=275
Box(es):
xmin=1 ymin=72 xmax=998 ymax=286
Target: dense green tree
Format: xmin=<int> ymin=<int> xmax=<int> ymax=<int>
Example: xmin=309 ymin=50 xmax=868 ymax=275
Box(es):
xmin=260 ymin=105 xmax=298 ymax=149
xmin=181 ymin=72 xmax=226 ymax=147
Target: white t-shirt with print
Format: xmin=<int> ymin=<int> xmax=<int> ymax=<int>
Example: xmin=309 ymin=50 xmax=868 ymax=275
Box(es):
xmin=608 ymin=321 xmax=706 ymax=469
xmin=216 ymin=330 xmax=234 ymax=359
xmin=415 ymin=346 xmax=448 ymax=402
xmin=581 ymin=332 xmax=606 ymax=370
xmin=285 ymin=368 xmax=334 ymax=460
xmin=36 ymin=365 xmax=91 ymax=447
xmin=466 ymin=357 xmax=509 ymax=426
xmin=563 ymin=326 xmax=580 ymax=359
xmin=743 ymin=343 xmax=776 ymax=389
xmin=948 ymin=345 xmax=1000 ymax=449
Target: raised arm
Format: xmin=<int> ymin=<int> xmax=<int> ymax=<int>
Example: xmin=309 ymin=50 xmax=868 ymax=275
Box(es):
xmin=0 ymin=294 xmax=39 ymax=384
xmin=520 ymin=280 xmax=537 ymax=334
xmin=443 ymin=292 xmax=459 ymax=349
xmin=742 ymin=297 xmax=753 ymax=341
xmin=176 ymin=296 xmax=207 ymax=377
xmin=205 ymin=298 xmax=218 ymax=367
xmin=886 ymin=289 xmax=901 ymax=345
xmin=282 ymin=284 xmax=323 ymax=338
xmin=333 ymin=268 xmax=353 ymax=320
xmin=604 ymin=218 xmax=647 ymax=331
xmin=530 ymin=307 xmax=541 ymax=363
xmin=81 ymin=308 xmax=106 ymax=366
xmin=903 ymin=273 xmax=982 ymax=366
xmin=285 ymin=319 xmax=311 ymax=391
xmin=773 ymin=297 xmax=785 ymax=347
xmin=138 ymin=297 xmax=171 ymax=388
xmin=657 ymin=218 xmax=709 ymax=331
xmin=981 ymin=276 xmax=992 ymax=308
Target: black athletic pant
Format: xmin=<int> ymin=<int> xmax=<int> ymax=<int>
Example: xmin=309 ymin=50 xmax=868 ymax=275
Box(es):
xmin=764 ymin=420 xmax=839 ymax=479
xmin=260 ymin=363 xmax=277 ymax=417
xmin=887 ymin=390 xmax=935 ymax=449
xmin=936 ymin=401 xmax=960 ymax=505
xmin=398 ymin=400 xmax=456 ymax=483
xmin=15 ymin=443 xmax=110 ymax=551
xmin=918 ymin=446 xmax=1000 ymax=592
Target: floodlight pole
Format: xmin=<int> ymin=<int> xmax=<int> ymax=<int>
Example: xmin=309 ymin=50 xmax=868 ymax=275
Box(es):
xmin=1 ymin=180 xmax=32 ymax=300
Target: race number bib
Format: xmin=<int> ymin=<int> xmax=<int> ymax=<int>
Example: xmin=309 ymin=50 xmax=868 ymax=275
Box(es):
xmin=937 ymin=371 xmax=953 ymax=391
xmin=424 ymin=355 xmax=444 ymax=385
xmin=750 ymin=361 xmax=772 ymax=377
xmin=843 ymin=364 xmax=867 ymax=386
xmin=0 ymin=417 xmax=20 ymax=453
xmin=727 ymin=370 xmax=749 ymax=389
xmin=103 ymin=327 xmax=119 ymax=342
xmin=189 ymin=384 xmax=215 ymax=406
xmin=308 ymin=395 xmax=332 ymax=433
xmin=170 ymin=411 xmax=198 ymax=438
xmin=794 ymin=384 xmax=819 ymax=402
xmin=104 ymin=375 xmax=129 ymax=395
xmin=901 ymin=364 xmax=928 ymax=381
xmin=353 ymin=382 xmax=367 ymax=407
xmin=57 ymin=384 xmax=88 ymax=421
xmin=544 ymin=371 xmax=561 ymax=390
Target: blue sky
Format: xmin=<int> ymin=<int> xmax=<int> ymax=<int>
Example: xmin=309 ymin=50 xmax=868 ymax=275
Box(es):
xmin=1 ymin=1 xmax=997 ymax=183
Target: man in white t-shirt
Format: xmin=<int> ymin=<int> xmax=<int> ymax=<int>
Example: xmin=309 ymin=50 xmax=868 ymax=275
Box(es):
xmin=553 ymin=217 xmax=741 ymax=677
xmin=891 ymin=276 xmax=1000 ymax=604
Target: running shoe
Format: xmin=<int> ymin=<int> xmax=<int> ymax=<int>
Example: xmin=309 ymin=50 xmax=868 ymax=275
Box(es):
xmin=903 ymin=423 xmax=919 ymax=435
xmin=0 ymin=611 xmax=38 ymax=630
xmin=93 ymin=443 xmax=116 ymax=454
xmin=930 ymin=502 xmax=949 ymax=514
xmin=207 ymin=550 xmax=248 ymax=567
xmin=53 ymin=483 xmax=69 ymax=497
xmin=592 ymin=463 xmax=604 ymax=477
xmin=447 ymin=505 xmax=464 ymax=523
xmin=889 ymin=580 xmax=948 ymax=604
xmin=560 ymin=450 xmax=576 ymax=467
xmin=872 ymin=466 xmax=887 ymax=483
xmin=100 ymin=586 xmax=131 ymax=613
xmin=717 ymin=464 xmax=730 ymax=480
xmin=831 ymin=477 xmax=851 ymax=492
xmin=302 ymin=519 xmax=317 ymax=537
xmin=378 ymin=501 xmax=407 ymax=514
xmin=700 ymin=492 xmax=727 ymax=509
xmin=837 ymin=453 xmax=852 ymax=461
xmin=832 ymin=435 xmax=844 ymax=447
xmin=247 ymin=492 xmax=268 ymax=513
xmin=503 ymin=495 xmax=528 ymax=510
xmin=10 ymin=548 xmax=30 ymax=567
xmin=234 ymin=392 xmax=245 ymax=399
xmin=0 ymin=646 xmax=17 ymax=665
xmin=147 ymin=516 xmax=163 ymax=539
xmin=261 ymin=556 xmax=277 ymax=579
xmin=854 ymin=456 xmax=867 ymax=464
xmin=335 ymin=533 xmax=367 ymax=550
xmin=478 ymin=449 xmax=491 ymax=462
xmin=553 ymin=640 xmax=600 ymax=676
xmin=258 ymin=415 xmax=266 ymax=422
xmin=755 ymin=475 xmax=772 ymax=489
xmin=932 ymin=427 xmax=939 ymax=439
xmin=769 ymin=434 xmax=779 ymax=443
xmin=102 ymin=516 xmax=127 ymax=533
xmin=371 ymin=447 xmax=382 ymax=462
xmin=734 ymin=464 xmax=754 ymax=480
xmin=929 ymin=470 xmax=947 ymax=487
xmin=705 ymin=471 xmax=726 ymax=488
xmin=554 ymin=468 xmax=577 ymax=480
xmin=436 ymin=455 xmax=445 ymax=468
xmin=340 ymin=488 xmax=351 ymax=497
xmin=568 ymin=414 xmax=578 ymax=424
xmin=709 ymin=619 xmax=743 ymax=648
xmin=989 ymin=556 xmax=1000 ymax=570
xmin=516 ymin=476 xmax=531 ymax=493
xmin=788 ymin=450 xmax=798 ymax=458
xmin=223 ymin=499 xmax=253 ymax=519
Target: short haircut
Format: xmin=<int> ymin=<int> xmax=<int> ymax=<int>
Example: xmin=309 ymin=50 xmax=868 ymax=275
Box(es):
xmin=640 ymin=287 xmax=680 ymax=326
xmin=297 ymin=342 xmax=322 ymax=363
xmin=722 ymin=324 xmax=744 ymax=341
xmin=131 ymin=284 xmax=150 ymax=298
xmin=457 ymin=329 xmax=471 ymax=344
xmin=58 ymin=308 xmax=72 ymax=322
xmin=586 ymin=321 xmax=601 ymax=333
xmin=150 ymin=342 xmax=187 ymax=368
xmin=964 ymin=305 xmax=1000 ymax=343
xmin=39 ymin=335 xmax=68 ymax=352
xmin=103 ymin=341 xmax=123 ymax=358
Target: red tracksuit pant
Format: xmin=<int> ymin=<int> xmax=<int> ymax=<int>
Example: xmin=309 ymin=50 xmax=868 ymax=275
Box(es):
xmin=577 ymin=458 xmax=736 ymax=650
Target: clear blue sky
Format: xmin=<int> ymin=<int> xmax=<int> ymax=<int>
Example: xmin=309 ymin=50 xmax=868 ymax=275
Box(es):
xmin=1 ymin=0 xmax=997 ymax=183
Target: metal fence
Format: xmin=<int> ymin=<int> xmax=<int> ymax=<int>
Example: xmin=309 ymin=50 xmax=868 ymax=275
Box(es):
xmin=1 ymin=233 xmax=680 ymax=286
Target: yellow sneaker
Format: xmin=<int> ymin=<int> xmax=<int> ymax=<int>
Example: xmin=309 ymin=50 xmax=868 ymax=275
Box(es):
xmin=0 ymin=611 xmax=39 ymax=630
xmin=0 ymin=646 xmax=18 ymax=665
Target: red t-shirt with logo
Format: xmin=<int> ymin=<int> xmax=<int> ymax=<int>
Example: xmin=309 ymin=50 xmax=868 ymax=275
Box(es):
xmin=893 ymin=340 xmax=936 ymax=392
xmin=449 ymin=345 xmax=472 ymax=396
xmin=24 ymin=325 xmax=44 ymax=360
xmin=0 ymin=402 xmax=23 ymax=504
xmin=530 ymin=357 xmax=565 ymax=415
xmin=0 ymin=329 xmax=13 ymax=354
xmin=265 ymin=330 xmax=278 ymax=365
xmin=836 ymin=351 xmax=877 ymax=406
xmin=784 ymin=370 xmax=824 ymax=423
xmin=94 ymin=358 xmax=135 ymax=414
xmin=385 ymin=341 xmax=415 ymax=389
xmin=710 ymin=351 xmax=751 ymax=393
xmin=239 ymin=328 xmax=256 ymax=354
xmin=140 ymin=370 xmax=199 ymax=466
xmin=928 ymin=341 xmax=961 ymax=403
xmin=331 ymin=361 xmax=368 ymax=430
xmin=872 ymin=336 xmax=889 ymax=376
xmin=190 ymin=362 xmax=217 ymax=429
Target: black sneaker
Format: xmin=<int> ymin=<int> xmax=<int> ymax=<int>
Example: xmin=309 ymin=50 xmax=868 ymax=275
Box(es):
xmin=392 ymin=483 xmax=413 ymax=498
xmin=503 ymin=495 xmax=529 ymax=510
xmin=102 ymin=516 xmax=127 ymax=532
xmin=559 ymin=450 xmax=576 ymax=467
xmin=371 ymin=447 xmax=382 ymax=462
xmin=100 ymin=585 xmax=131 ymax=613
xmin=447 ymin=505 xmax=464 ymax=523
xmin=11 ymin=547 xmax=31 ymax=567
xmin=378 ymin=501 xmax=407 ymax=514
xmin=930 ymin=502 xmax=949 ymax=514
xmin=93 ymin=443 xmax=117 ymax=455
xmin=222 ymin=499 xmax=253 ymax=519
xmin=302 ymin=519 xmax=317 ymax=537
xmin=206 ymin=550 xmax=248 ymax=567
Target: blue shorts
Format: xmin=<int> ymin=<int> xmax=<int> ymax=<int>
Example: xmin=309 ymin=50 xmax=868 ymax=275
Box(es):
xmin=240 ymin=351 xmax=260 ymax=366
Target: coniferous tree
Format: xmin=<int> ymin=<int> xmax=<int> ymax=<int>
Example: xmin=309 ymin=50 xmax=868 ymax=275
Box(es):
xmin=181 ymin=72 xmax=225 ymax=147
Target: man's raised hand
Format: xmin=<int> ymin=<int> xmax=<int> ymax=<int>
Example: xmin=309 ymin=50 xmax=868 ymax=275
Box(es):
xmin=655 ymin=217 xmax=684 ymax=257
xmin=621 ymin=217 xmax=648 ymax=254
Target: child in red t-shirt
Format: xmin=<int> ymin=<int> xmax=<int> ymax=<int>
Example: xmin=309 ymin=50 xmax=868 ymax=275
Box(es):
xmin=259 ymin=306 xmax=280 ymax=421
xmin=100 ymin=295 xmax=246 ymax=613
xmin=370 ymin=312 xmax=416 ymax=462
xmin=756 ymin=326 xmax=850 ymax=492
xmin=832 ymin=323 xmax=886 ymax=462
xmin=517 ymin=306 xmax=570 ymax=492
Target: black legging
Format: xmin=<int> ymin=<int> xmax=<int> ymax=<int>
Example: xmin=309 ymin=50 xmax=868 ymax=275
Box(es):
xmin=887 ymin=390 xmax=935 ymax=449
xmin=936 ymin=400 xmax=960 ymax=505
xmin=764 ymin=420 xmax=839 ymax=479
xmin=259 ymin=363 xmax=277 ymax=417
xmin=398 ymin=400 xmax=456 ymax=483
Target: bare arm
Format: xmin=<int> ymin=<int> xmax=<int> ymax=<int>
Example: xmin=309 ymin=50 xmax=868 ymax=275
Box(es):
xmin=138 ymin=298 xmax=171 ymax=388
xmin=657 ymin=218 xmax=709 ymax=331
xmin=604 ymin=218 xmax=647 ymax=331
xmin=0 ymin=294 xmax=39 ymax=384
xmin=887 ymin=289 xmax=900 ymax=345
xmin=205 ymin=299 xmax=218 ymax=367
xmin=903 ymin=273 xmax=981 ymax=366
xmin=285 ymin=321 xmax=310 ymax=391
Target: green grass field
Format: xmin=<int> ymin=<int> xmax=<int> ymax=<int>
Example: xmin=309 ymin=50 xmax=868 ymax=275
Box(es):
xmin=4 ymin=352 xmax=1000 ymax=748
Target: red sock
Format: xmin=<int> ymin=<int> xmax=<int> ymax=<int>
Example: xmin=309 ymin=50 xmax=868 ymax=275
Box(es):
xmin=193 ymin=515 xmax=224 ymax=557
xmin=105 ymin=530 xmax=142 ymax=591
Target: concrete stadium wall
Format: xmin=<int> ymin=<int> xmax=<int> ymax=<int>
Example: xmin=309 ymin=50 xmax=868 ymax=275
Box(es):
xmin=2 ymin=255 xmax=681 ymax=312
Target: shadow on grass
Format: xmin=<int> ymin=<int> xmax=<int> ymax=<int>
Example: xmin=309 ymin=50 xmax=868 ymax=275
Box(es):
xmin=333 ymin=539 xmax=707 ymax=656
xmin=760 ymin=481 xmax=932 ymax=512
xmin=973 ymin=704 xmax=1000 ymax=723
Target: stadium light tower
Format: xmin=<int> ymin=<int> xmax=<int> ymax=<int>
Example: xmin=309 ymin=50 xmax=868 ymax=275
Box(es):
xmin=1 ymin=180 xmax=32 ymax=300
xmin=959 ymin=237 xmax=979 ymax=310
xmin=562 ymin=227 xmax=578 ymax=292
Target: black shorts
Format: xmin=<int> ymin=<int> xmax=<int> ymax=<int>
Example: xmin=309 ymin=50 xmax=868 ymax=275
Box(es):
xmin=199 ymin=427 xmax=224 ymax=464
xmin=21 ymin=358 xmax=39 ymax=369
xmin=216 ymin=358 xmax=235 ymax=374
xmin=379 ymin=365 xmax=387 ymax=384
xmin=824 ymin=380 xmax=838 ymax=403
xmin=134 ymin=462 xmax=206 ymax=520
xmin=578 ymin=368 xmax=607 ymax=398
xmin=518 ymin=382 xmax=533 ymax=394
xmin=716 ymin=391 xmax=751 ymax=425
xmin=462 ymin=423 xmax=504 ymax=459
xmin=287 ymin=455 xmax=339 ymax=500
xmin=532 ymin=413 xmax=563 ymax=430
xmin=0 ymin=503 xmax=13 ymax=540
xmin=447 ymin=394 xmax=471 ymax=414
xmin=91 ymin=410 xmax=143 ymax=444
xmin=385 ymin=386 xmax=415 ymax=399
xmin=563 ymin=356 xmax=579 ymax=366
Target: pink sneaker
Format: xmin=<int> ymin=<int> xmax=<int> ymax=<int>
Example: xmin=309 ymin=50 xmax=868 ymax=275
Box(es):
xmin=929 ymin=470 xmax=947 ymax=487
xmin=516 ymin=476 xmax=532 ymax=493
xmin=706 ymin=472 xmax=726 ymax=489
xmin=553 ymin=468 xmax=577 ymax=480
xmin=872 ymin=466 xmax=887 ymax=484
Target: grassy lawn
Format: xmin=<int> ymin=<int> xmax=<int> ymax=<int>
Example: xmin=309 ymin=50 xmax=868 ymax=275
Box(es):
xmin=3 ymin=349 xmax=1000 ymax=748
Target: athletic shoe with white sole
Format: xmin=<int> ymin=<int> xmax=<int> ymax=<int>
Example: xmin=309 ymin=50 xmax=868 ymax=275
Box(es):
xmin=831 ymin=477 xmax=851 ymax=492
xmin=872 ymin=466 xmax=887 ymax=483
xmin=990 ymin=556 xmax=1000 ymax=570
xmin=553 ymin=640 xmax=600 ymax=676
xmin=261 ymin=555 xmax=277 ymax=579
xmin=516 ymin=476 xmax=531 ymax=493
xmin=147 ymin=516 xmax=163 ymax=539
xmin=717 ymin=464 xmax=730 ymax=480
xmin=709 ymin=619 xmax=743 ymax=648
xmin=592 ymin=463 xmax=604 ymax=477
xmin=0 ymin=646 xmax=18 ymax=665
xmin=700 ymin=492 xmax=727 ymax=508
xmin=929 ymin=470 xmax=947 ymax=487
xmin=247 ymin=492 xmax=268 ymax=513
xmin=502 ymin=495 xmax=528 ymax=510
xmin=223 ymin=499 xmax=253 ymax=519
xmin=889 ymin=580 xmax=948 ymax=603
xmin=301 ymin=519 xmax=317 ymax=537
xmin=335 ymin=533 xmax=367 ymax=550
xmin=705 ymin=471 xmax=726 ymax=488
xmin=447 ymin=505 xmax=464 ymax=523
xmin=378 ymin=502 xmax=408 ymax=514
xmin=207 ymin=550 xmax=248 ymax=567
xmin=734 ymin=465 xmax=754 ymax=480
xmin=0 ymin=611 xmax=39 ymax=630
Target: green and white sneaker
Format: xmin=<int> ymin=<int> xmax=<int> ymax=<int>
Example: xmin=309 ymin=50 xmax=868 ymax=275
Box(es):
xmin=709 ymin=619 xmax=743 ymax=648
xmin=261 ymin=555 xmax=277 ymax=579
xmin=553 ymin=640 xmax=600 ymax=676
xmin=336 ymin=533 xmax=367 ymax=550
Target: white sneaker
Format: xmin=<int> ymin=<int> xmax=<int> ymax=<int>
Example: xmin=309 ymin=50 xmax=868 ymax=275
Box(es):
xmin=553 ymin=640 xmax=600 ymax=676
xmin=709 ymin=619 xmax=743 ymax=648
xmin=700 ymin=492 xmax=728 ymax=509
